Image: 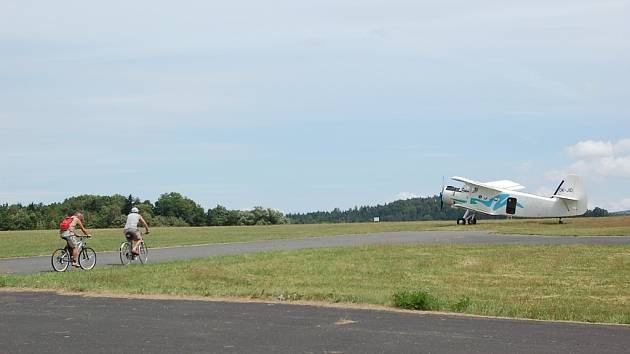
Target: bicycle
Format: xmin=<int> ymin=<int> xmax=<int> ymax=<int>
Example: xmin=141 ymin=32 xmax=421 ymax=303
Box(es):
xmin=119 ymin=234 xmax=148 ymax=265
xmin=51 ymin=235 xmax=97 ymax=272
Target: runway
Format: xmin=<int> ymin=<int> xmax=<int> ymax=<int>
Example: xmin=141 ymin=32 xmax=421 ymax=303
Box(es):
xmin=2 ymin=231 xmax=630 ymax=274
xmin=1 ymin=291 xmax=628 ymax=354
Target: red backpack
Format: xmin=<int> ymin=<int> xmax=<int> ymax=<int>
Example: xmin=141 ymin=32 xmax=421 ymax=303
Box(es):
xmin=59 ymin=216 xmax=74 ymax=231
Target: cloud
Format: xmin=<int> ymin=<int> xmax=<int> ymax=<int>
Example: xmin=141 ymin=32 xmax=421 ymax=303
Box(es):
xmin=564 ymin=139 xmax=630 ymax=177
xmin=566 ymin=140 xmax=614 ymax=158
xmin=394 ymin=192 xmax=420 ymax=200
xmin=566 ymin=139 xmax=630 ymax=159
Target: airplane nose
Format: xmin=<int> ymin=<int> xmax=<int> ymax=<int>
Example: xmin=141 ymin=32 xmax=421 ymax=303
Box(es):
xmin=442 ymin=187 xmax=454 ymax=205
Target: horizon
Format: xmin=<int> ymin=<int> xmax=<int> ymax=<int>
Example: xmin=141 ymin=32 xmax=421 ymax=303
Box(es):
xmin=1 ymin=190 xmax=625 ymax=215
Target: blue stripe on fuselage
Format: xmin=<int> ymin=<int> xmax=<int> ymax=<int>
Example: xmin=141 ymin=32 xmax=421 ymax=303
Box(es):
xmin=469 ymin=194 xmax=524 ymax=210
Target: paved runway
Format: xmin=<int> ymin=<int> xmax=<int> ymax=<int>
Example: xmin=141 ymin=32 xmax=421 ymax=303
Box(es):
xmin=1 ymin=291 xmax=628 ymax=354
xmin=2 ymin=231 xmax=630 ymax=274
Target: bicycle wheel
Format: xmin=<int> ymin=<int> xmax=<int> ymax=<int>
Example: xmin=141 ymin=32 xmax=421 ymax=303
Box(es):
xmin=78 ymin=247 xmax=97 ymax=270
xmin=51 ymin=248 xmax=69 ymax=272
xmin=138 ymin=242 xmax=148 ymax=264
xmin=120 ymin=241 xmax=132 ymax=265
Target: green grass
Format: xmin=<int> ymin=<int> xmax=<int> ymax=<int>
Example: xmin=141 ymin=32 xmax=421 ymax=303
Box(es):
xmin=0 ymin=221 xmax=448 ymax=258
xmin=482 ymin=216 xmax=630 ymax=236
xmin=2 ymin=244 xmax=629 ymax=324
xmin=1 ymin=216 xmax=629 ymax=258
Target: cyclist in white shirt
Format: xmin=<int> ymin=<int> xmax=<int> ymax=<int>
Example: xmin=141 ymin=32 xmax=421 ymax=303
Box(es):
xmin=124 ymin=207 xmax=150 ymax=255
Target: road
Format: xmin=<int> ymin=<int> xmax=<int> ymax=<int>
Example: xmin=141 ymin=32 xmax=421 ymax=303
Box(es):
xmin=1 ymin=291 xmax=628 ymax=354
xmin=2 ymin=231 xmax=630 ymax=274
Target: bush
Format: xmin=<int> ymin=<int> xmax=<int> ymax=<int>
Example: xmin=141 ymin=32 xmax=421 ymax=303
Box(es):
xmin=451 ymin=295 xmax=471 ymax=312
xmin=392 ymin=290 xmax=440 ymax=311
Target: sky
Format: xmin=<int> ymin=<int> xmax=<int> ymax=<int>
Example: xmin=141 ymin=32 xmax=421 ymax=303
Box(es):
xmin=1 ymin=0 xmax=630 ymax=213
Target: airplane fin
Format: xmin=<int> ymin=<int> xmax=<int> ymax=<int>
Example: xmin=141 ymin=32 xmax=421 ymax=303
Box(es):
xmin=553 ymin=175 xmax=588 ymax=215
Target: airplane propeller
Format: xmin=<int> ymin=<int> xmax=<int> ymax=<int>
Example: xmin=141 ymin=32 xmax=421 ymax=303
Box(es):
xmin=440 ymin=176 xmax=444 ymax=210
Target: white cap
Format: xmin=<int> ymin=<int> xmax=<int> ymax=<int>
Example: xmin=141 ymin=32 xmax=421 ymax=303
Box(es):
xmin=131 ymin=207 xmax=139 ymax=213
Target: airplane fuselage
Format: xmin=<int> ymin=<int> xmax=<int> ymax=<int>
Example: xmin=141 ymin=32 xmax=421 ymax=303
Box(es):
xmin=443 ymin=186 xmax=586 ymax=218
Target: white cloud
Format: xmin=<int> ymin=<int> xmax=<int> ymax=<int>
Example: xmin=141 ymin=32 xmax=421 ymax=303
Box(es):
xmin=564 ymin=139 xmax=630 ymax=177
xmin=394 ymin=192 xmax=420 ymax=200
xmin=566 ymin=139 xmax=630 ymax=159
xmin=566 ymin=140 xmax=614 ymax=158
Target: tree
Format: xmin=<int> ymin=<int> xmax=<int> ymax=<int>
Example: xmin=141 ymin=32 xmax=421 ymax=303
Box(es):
xmin=0 ymin=192 xmax=286 ymax=230
xmin=267 ymin=208 xmax=287 ymax=225
xmin=226 ymin=210 xmax=241 ymax=226
xmin=136 ymin=202 xmax=154 ymax=217
xmin=94 ymin=204 xmax=125 ymax=228
xmin=583 ymin=207 xmax=609 ymax=217
xmin=122 ymin=194 xmax=134 ymax=215
xmin=154 ymin=192 xmax=205 ymax=226
xmin=4 ymin=206 xmax=36 ymax=230
xmin=238 ymin=210 xmax=256 ymax=226
xmin=207 ymin=205 xmax=229 ymax=226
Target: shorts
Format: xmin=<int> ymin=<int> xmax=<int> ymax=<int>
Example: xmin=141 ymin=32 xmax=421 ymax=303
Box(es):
xmin=124 ymin=229 xmax=142 ymax=241
xmin=60 ymin=231 xmax=79 ymax=248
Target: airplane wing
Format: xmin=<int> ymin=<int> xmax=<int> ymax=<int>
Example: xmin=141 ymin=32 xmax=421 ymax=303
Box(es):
xmin=451 ymin=176 xmax=525 ymax=192
xmin=484 ymin=180 xmax=525 ymax=191
xmin=451 ymin=176 xmax=483 ymax=186
xmin=451 ymin=176 xmax=500 ymax=191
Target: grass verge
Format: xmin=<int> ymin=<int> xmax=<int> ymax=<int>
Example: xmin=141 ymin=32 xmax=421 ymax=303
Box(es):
xmin=1 ymin=216 xmax=629 ymax=258
xmin=1 ymin=244 xmax=629 ymax=324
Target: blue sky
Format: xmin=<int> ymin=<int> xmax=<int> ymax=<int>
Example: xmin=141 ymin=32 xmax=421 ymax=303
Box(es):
xmin=1 ymin=1 xmax=629 ymax=212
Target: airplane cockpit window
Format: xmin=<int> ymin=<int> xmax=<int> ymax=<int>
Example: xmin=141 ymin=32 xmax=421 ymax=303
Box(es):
xmin=445 ymin=186 xmax=458 ymax=191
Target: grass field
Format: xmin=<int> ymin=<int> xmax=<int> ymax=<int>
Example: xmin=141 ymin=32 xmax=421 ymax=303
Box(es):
xmin=1 ymin=216 xmax=629 ymax=258
xmin=1 ymin=244 xmax=629 ymax=324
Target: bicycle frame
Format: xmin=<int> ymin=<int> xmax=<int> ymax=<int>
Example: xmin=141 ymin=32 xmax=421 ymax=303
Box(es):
xmin=66 ymin=235 xmax=89 ymax=252
xmin=52 ymin=235 xmax=96 ymax=272
xmin=120 ymin=234 xmax=148 ymax=265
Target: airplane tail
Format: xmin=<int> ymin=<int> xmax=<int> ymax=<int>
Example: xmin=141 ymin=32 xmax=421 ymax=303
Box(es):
xmin=553 ymin=175 xmax=588 ymax=215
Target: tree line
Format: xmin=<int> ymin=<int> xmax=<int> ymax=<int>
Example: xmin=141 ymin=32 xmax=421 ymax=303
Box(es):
xmin=0 ymin=193 xmax=287 ymax=231
xmin=288 ymin=196 xmax=468 ymax=223
xmin=0 ymin=193 xmax=612 ymax=231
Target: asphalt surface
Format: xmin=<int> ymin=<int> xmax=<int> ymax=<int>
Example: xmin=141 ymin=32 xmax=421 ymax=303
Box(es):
xmin=1 ymin=291 xmax=628 ymax=354
xmin=2 ymin=231 xmax=630 ymax=274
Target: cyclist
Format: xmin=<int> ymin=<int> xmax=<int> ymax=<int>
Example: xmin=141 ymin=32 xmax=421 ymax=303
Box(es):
xmin=59 ymin=211 xmax=92 ymax=266
xmin=124 ymin=207 xmax=150 ymax=256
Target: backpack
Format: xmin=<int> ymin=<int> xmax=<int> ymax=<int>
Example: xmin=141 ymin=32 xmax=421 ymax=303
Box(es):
xmin=59 ymin=216 xmax=74 ymax=231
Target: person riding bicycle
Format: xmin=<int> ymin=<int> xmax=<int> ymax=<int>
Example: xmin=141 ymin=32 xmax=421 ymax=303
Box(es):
xmin=59 ymin=211 xmax=92 ymax=266
xmin=124 ymin=207 xmax=150 ymax=256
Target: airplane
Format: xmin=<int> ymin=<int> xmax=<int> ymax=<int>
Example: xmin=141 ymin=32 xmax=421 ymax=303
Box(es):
xmin=440 ymin=175 xmax=587 ymax=225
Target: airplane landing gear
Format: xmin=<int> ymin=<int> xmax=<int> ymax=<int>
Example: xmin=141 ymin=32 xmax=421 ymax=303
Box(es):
xmin=559 ymin=217 xmax=563 ymax=224
xmin=457 ymin=211 xmax=477 ymax=225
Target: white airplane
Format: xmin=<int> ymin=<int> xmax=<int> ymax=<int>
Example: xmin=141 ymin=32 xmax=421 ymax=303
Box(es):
xmin=440 ymin=175 xmax=587 ymax=225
